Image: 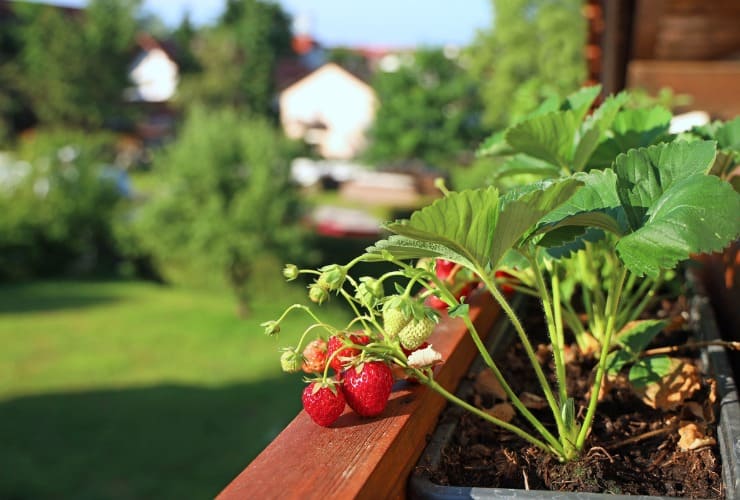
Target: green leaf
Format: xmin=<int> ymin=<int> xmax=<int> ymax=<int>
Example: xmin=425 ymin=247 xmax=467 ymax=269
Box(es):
xmin=615 ymin=319 xmax=667 ymax=355
xmin=448 ymin=302 xmax=470 ymax=318
xmin=373 ymin=187 xmax=501 ymax=268
xmin=716 ymin=116 xmax=740 ymax=151
xmin=536 ymin=169 xmax=627 ymax=238
xmin=614 ymin=140 xmax=718 ymax=231
xmin=505 ymin=110 xmax=577 ymax=169
xmin=572 ymin=125 xmax=602 ymax=173
xmin=369 ymin=180 xmax=582 ymax=273
xmin=561 ymin=84 xmax=601 ymax=124
xmin=496 ymin=179 xmax=583 ymax=260
xmin=606 ymin=350 xmax=634 ymax=376
xmin=588 ymin=106 xmax=672 ymax=169
xmin=476 ymin=129 xmax=512 ymax=157
xmin=493 ymin=154 xmax=561 ymax=181
xmin=540 ymin=227 xmax=604 ymax=259
xmin=616 ymin=174 xmax=740 ymax=277
xmin=628 ymin=355 xmax=673 ymax=388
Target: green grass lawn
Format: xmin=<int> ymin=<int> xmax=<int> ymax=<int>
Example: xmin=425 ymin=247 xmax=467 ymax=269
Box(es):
xmin=0 ymin=278 xmax=350 ymax=499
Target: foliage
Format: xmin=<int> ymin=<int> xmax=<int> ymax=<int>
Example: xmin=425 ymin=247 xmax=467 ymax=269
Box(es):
xmin=177 ymin=0 xmax=292 ymax=117
xmin=268 ymin=86 xmax=740 ymax=461
xmin=681 ymin=116 xmax=740 ymax=192
xmin=475 ymin=87 xmax=735 ymax=352
xmin=468 ymin=0 xmax=586 ymax=129
xmin=364 ymin=48 xmax=485 ymax=169
xmin=0 ymin=129 xmax=123 ymax=280
xmin=13 ymin=0 xmax=140 ymax=129
xmin=134 ymin=106 xmax=307 ymax=314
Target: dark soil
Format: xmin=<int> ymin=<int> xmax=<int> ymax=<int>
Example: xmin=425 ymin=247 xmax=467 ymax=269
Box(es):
xmin=421 ymin=298 xmax=724 ymax=498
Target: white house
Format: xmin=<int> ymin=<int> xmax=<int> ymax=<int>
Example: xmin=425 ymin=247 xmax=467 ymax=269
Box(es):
xmin=279 ymin=63 xmax=377 ymax=160
xmin=125 ymin=35 xmax=179 ymax=103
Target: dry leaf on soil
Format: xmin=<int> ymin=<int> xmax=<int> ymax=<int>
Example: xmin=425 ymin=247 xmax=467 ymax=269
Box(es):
xmin=474 ymin=368 xmax=508 ymax=400
xmin=485 ymin=402 xmax=516 ymax=422
xmin=632 ymin=358 xmax=701 ymax=411
xmin=519 ymin=391 xmax=548 ymax=409
xmin=678 ymin=421 xmax=716 ymax=451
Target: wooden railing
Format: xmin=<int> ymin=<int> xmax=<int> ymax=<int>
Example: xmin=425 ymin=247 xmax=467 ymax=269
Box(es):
xmin=217 ymin=289 xmax=500 ymax=500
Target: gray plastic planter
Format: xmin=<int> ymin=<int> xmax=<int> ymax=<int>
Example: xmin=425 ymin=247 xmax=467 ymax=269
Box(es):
xmin=408 ymin=291 xmax=740 ymax=499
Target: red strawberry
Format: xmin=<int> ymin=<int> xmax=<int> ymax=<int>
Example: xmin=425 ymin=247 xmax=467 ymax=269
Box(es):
xmin=455 ymin=281 xmax=476 ymax=301
xmin=327 ymin=332 xmax=370 ymax=372
xmin=424 ymin=293 xmax=448 ymax=312
xmin=342 ymin=361 xmax=394 ymax=417
xmin=302 ymin=381 xmax=346 ymax=427
xmin=435 ymin=259 xmax=456 ymax=279
xmin=495 ymin=270 xmax=516 ymax=296
xmin=301 ymin=339 xmax=328 ymax=374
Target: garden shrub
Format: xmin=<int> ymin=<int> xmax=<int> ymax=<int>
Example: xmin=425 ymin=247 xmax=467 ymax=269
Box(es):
xmin=134 ymin=106 xmax=309 ymax=315
xmin=0 ymin=129 xmax=122 ymax=280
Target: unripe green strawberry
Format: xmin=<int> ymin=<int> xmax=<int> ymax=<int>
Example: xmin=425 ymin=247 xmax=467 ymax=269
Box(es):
xmin=280 ymin=349 xmax=301 ymax=373
xmin=308 ymin=282 xmax=329 ymax=304
xmin=398 ymin=317 xmax=436 ymax=350
xmin=383 ymin=307 xmax=410 ymax=338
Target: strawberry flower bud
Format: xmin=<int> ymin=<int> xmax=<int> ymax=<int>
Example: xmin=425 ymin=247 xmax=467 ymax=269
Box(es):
xmin=317 ymin=264 xmax=347 ymax=291
xmin=355 ymin=276 xmax=384 ymax=308
xmin=261 ymin=320 xmax=281 ymax=336
xmin=308 ymin=282 xmax=329 ymax=304
xmin=282 ymin=264 xmax=299 ymax=281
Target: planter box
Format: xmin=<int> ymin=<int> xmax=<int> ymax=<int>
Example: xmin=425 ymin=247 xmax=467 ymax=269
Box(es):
xmin=216 ymin=289 xmax=502 ymax=499
xmin=409 ymin=286 xmax=740 ymax=499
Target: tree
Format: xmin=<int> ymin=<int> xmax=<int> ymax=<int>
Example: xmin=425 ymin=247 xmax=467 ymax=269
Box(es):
xmin=14 ymin=0 xmax=139 ymax=129
xmin=178 ymin=0 xmax=292 ymax=117
xmin=136 ymin=106 xmax=305 ymax=316
xmin=364 ymin=48 xmax=484 ymax=169
xmin=468 ymin=0 xmax=586 ymax=129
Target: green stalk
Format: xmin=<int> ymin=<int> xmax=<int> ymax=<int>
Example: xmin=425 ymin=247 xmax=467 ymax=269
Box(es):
xmin=528 ymin=255 xmax=567 ymax=407
xmin=618 ymin=271 xmax=664 ymax=328
xmin=550 ymin=266 xmax=568 ymax=405
xmin=477 ymin=266 xmax=567 ymax=442
xmin=457 ymin=308 xmax=563 ymax=451
xmin=575 ymin=265 xmax=628 ymax=450
xmin=422 ymin=376 xmax=563 ymax=459
xmin=562 ymin=302 xmax=589 ymax=352
xmin=577 ymin=251 xmax=598 ymax=339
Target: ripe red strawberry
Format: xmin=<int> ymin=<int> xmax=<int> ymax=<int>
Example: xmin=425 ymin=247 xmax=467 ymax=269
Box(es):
xmin=327 ymin=332 xmax=370 ymax=372
xmin=424 ymin=293 xmax=448 ymax=312
xmin=435 ymin=259 xmax=456 ymax=279
xmin=302 ymin=381 xmax=346 ymax=427
xmin=495 ymin=270 xmax=516 ymax=296
xmin=301 ymin=338 xmax=328 ymax=374
xmin=342 ymin=361 xmax=394 ymax=417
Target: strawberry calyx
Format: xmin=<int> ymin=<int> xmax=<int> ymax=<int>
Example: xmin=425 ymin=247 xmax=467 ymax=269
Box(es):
xmin=327 ymin=331 xmax=371 ymax=373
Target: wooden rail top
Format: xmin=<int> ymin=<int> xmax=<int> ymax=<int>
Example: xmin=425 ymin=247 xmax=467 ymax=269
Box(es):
xmin=217 ymin=290 xmax=500 ymax=500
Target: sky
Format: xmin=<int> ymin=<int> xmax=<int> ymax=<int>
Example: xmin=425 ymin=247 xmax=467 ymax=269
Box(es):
xmin=37 ymin=0 xmax=493 ymax=47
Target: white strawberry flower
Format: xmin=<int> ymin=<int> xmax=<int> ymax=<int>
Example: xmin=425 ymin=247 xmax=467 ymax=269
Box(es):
xmin=407 ymin=344 xmax=443 ymax=369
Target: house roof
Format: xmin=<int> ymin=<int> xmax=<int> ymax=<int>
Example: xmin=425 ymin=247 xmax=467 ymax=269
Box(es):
xmin=280 ymin=62 xmax=374 ymax=98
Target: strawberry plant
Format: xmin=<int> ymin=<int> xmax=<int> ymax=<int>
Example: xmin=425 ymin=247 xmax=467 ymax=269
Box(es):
xmin=266 ymin=88 xmax=740 ymax=462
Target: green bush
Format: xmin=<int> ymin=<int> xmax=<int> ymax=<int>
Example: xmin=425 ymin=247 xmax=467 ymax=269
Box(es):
xmin=134 ymin=106 xmax=308 ymax=315
xmin=0 ymin=129 xmax=122 ymax=280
